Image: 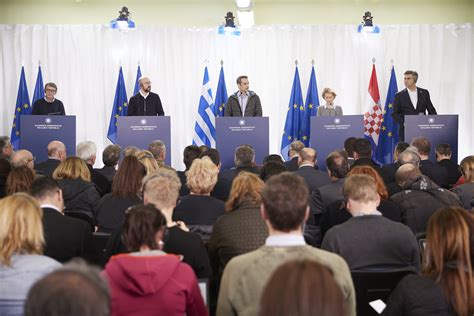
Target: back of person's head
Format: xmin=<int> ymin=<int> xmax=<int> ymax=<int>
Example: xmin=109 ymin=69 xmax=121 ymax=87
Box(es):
xmin=123 ymin=146 xmax=140 ymax=157
xmin=47 ymin=141 xmax=66 ymax=160
xmin=299 ymin=148 xmax=317 ymax=165
xmin=142 ymin=169 xmax=181 ymax=210
xmin=25 ymin=260 xmax=110 ymax=316
xmin=326 ymin=150 xmax=349 ymax=179
xmin=76 ymin=141 xmax=97 ymax=163
xmin=260 ymin=162 xmax=287 ymax=182
xmin=0 ymin=136 xmax=12 ymax=159
xmin=30 ymin=177 xmax=61 ymax=201
xmin=136 ymin=150 xmax=159 ymax=174
xmin=344 ymin=137 xmax=358 ymax=158
xmin=182 ymin=145 xmax=201 ymax=170
xmin=53 ymin=157 xmax=91 ymax=182
xmin=353 ymin=138 xmax=372 ymax=159
xmin=460 ymin=156 xmax=474 ymax=183
xmin=186 ymin=157 xmax=218 ymax=194
xmin=261 ymin=172 xmax=308 ymax=232
xmin=112 ymin=155 xmax=146 ymax=198
xmin=343 ymin=174 xmax=380 ymax=204
xmin=260 ymin=259 xmax=345 ymax=316
xmin=0 ymin=158 xmax=12 ymax=177
xmin=0 ymin=193 xmax=43 ymax=266
xmin=288 ymin=140 xmax=305 ymax=157
xmin=11 ymin=149 xmax=34 ymax=168
xmin=226 ymin=172 xmax=264 ymax=212
xmin=348 ymin=165 xmax=388 ymax=199
xmin=411 ymin=137 xmax=431 ymax=156
xmin=234 ymin=144 xmax=255 ymax=167
xmin=424 ymin=207 xmax=474 ymax=316
xmin=263 ymin=154 xmax=284 ymax=165
xmin=395 ymin=163 xmax=422 ymax=189
xmin=148 ymin=140 xmax=166 ymax=160
xmin=123 ymin=204 xmax=167 ymax=252
xmin=394 ymin=142 xmax=410 ymax=161
xmin=6 ymin=166 xmax=36 ymax=195
xmin=199 ymin=148 xmax=221 ymax=167
xmin=435 ymin=143 xmax=452 ymax=158
xmin=198 ymin=145 xmax=209 ymax=153
xmin=398 ymin=147 xmax=421 ymax=166
xmin=102 ymin=144 xmax=121 ymax=167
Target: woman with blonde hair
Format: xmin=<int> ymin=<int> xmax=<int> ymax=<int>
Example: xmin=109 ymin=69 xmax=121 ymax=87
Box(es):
xmin=384 ymin=207 xmax=474 ymax=316
xmin=53 ymin=156 xmax=100 ymax=218
xmin=317 ymin=88 xmax=343 ymax=116
xmin=0 ymin=193 xmax=61 ymax=314
xmin=452 ymin=155 xmax=474 ymax=210
xmin=208 ymin=172 xmax=268 ymax=274
xmin=5 ymin=166 xmax=36 ymax=195
xmin=137 ymin=150 xmax=159 ymax=175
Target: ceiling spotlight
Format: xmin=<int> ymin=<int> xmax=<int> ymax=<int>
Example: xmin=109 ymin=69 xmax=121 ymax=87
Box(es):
xmin=218 ymin=12 xmax=241 ymax=36
xmin=110 ymin=6 xmax=136 ymax=31
xmin=357 ymin=11 xmax=380 ymax=33
xmin=236 ymin=0 xmax=252 ymax=9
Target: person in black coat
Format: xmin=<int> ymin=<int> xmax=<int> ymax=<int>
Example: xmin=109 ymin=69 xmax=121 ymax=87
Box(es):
xmin=30 ymin=177 xmax=92 ymax=263
xmin=351 ymin=138 xmax=390 ymax=184
xmin=411 ymin=137 xmax=449 ymax=188
xmin=127 ymin=77 xmax=164 ymax=116
xmin=95 ymin=144 xmax=121 ymax=184
xmin=435 ymin=143 xmax=462 ymax=187
xmin=76 ymin=141 xmax=111 ymax=196
xmin=392 ymin=70 xmax=437 ymax=141
xmin=293 ymin=148 xmax=331 ymax=193
xmin=35 ymin=141 xmax=66 ymax=178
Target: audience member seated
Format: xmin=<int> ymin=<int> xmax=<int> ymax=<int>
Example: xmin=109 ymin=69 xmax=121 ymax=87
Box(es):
xmin=293 ymin=148 xmax=331 ymax=193
xmin=173 ymin=157 xmax=225 ymax=238
xmin=260 ymin=161 xmax=286 ymax=182
xmin=260 ymin=259 xmax=346 ymax=316
xmin=321 ymin=165 xmax=403 ymax=239
xmin=53 ymin=157 xmax=100 ymax=219
xmin=35 ymin=141 xmax=67 ymax=177
xmin=221 ymin=144 xmax=261 ymax=182
xmin=435 ymin=143 xmax=462 ymax=188
xmin=351 ymin=138 xmax=389 ymax=183
xmin=383 ymin=207 xmax=474 ymax=316
xmin=0 ymin=158 xmax=11 ymax=198
xmin=104 ymin=204 xmax=207 ymax=315
xmin=148 ymin=139 xmax=174 ymax=170
xmin=0 ymin=136 xmax=13 ymax=160
xmin=200 ymin=148 xmax=232 ymax=201
xmin=382 ymin=141 xmax=410 ymax=184
xmin=262 ymin=154 xmax=284 ymax=165
xmin=391 ymin=164 xmax=461 ymax=235
xmin=95 ymin=144 xmax=121 ymax=183
xmin=208 ymin=172 xmax=268 ymax=277
xmin=344 ymin=137 xmax=358 ymax=167
xmin=96 ymin=156 xmax=145 ymax=233
xmin=283 ymin=140 xmax=305 ymax=171
xmin=411 ymin=136 xmax=449 ymax=188
xmin=0 ymin=193 xmax=61 ymax=315
xmin=123 ymin=145 xmax=140 ymax=157
xmin=137 ymin=150 xmax=159 ymax=175
xmin=5 ymin=165 xmax=36 ymax=195
xmin=11 ymin=149 xmax=35 ymax=169
xmin=452 ymin=155 xmax=474 ymax=210
xmin=322 ymin=174 xmax=420 ymax=271
xmin=76 ymin=141 xmax=111 ymax=196
xmin=177 ymin=145 xmax=201 ymax=196
xmin=25 ymin=260 xmax=110 ymax=316
xmin=217 ymin=172 xmax=356 ymax=316
xmin=30 ymin=177 xmax=92 ymax=263
xmin=386 ymin=147 xmax=422 ymax=197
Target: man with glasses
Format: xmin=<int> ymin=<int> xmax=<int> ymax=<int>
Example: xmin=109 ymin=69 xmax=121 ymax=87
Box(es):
xmin=127 ymin=77 xmax=164 ymax=116
xmin=32 ymin=82 xmax=66 ymax=115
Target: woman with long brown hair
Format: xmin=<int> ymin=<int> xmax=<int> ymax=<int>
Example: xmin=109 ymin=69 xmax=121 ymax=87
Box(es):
xmin=5 ymin=166 xmax=36 ymax=195
xmin=383 ymin=207 xmax=474 ymax=316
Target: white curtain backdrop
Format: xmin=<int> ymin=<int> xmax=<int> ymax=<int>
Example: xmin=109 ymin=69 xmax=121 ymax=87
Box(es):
xmin=1 ymin=23 xmax=473 ymax=169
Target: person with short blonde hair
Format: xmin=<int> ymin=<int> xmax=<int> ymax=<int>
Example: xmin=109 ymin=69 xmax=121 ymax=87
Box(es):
xmin=53 ymin=156 xmax=91 ymax=182
xmin=136 ymin=150 xmax=159 ymax=175
xmin=0 ymin=193 xmax=61 ymax=315
xmin=317 ymin=88 xmax=343 ymax=116
xmin=186 ymin=156 xmax=218 ymax=194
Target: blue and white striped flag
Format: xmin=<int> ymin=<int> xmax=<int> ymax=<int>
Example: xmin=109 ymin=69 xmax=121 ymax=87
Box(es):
xmin=193 ymin=66 xmax=216 ymax=147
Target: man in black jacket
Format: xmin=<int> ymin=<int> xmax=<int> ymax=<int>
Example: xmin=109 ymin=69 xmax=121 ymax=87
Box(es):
xmin=411 ymin=137 xmax=449 ymax=188
xmin=224 ymin=75 xmax=262 ymax=117
xmin=293 ymin=147 xmax=331 ymax=193
xmin=435 ymin=143 xmax=461 ymax=187
xmin=127 ymin=77 xmax=164 ymax=116
xmin=35 ymin=141 xmax=67 ymax=177
xmin=76 ymin=141 xmax=110 ymax=196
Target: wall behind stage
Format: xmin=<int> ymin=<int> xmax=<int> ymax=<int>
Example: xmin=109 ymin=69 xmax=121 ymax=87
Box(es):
xmin=0 ymin=23 xmax=472 ymax=169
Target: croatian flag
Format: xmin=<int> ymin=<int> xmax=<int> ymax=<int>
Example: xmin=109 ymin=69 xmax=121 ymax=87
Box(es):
xmin=363 ymin=63 xmax=383 ymax=151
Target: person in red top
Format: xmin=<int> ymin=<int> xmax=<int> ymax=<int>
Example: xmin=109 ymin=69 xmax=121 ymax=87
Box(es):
xmin=103 ymin=204 xmax=207 ymax=316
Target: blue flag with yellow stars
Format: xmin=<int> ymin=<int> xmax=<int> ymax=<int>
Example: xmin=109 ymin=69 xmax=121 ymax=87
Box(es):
xmin=375 ymin=66 xmax=399 ymax=165
xmin=300 ymin=65 xmax=320 ymax=147
xmin=214 ymin=65 xmax=228 ymax=117
xmin=10 ymin=66 xmax=32 ymax=150
xmin=107 ymin=66 xmax=128 ymax=144
xmin=281 ymin=65 xmax=304 ymax=160
xmin=133 ymin=65 xmax=142 ymax=95
xmin=32 ymin=65 xmax=44 ymax=105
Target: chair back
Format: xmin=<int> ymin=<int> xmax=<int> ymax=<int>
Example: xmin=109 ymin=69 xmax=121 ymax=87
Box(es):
xmin=64 ymin=210 xmax=95 ymax=231
xmin=87 ymin=232 xmax=111 ymax=267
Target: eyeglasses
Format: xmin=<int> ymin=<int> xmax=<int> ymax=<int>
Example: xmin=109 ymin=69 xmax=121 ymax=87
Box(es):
xmin=45 ymin=88 xmax=57 ymax=92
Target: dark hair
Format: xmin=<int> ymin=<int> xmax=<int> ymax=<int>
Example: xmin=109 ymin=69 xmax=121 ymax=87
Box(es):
xmin=199 ymin=148 xmax=221 ymax=167
xmin=411 ymin=137 xmax=431 ymax=156
xmin=44 ymin=82 xmax=57 ymax=91
xmin=123 ymin=204 xmax=167 ymax=252
xmin=326 ymin=151 xmax=349 ymax=179
xmin=260 ymin=162 xmax=287 ymax=182
xmin=235 ymin=145 xmax=255 ymax=166
xmin=435 ymin=143 xmax=452 ymax=157
xmin=102 ymin=144 xmax=121 ymax=166
xmin=30 ymin=177 xmax=61 ymax=200
xmin=0 ymin=137 xmax=11 ymax=158
xmin=395 ymin=142 xmax=410 ymax=155
xmin=353 ymin=138 xmax=372 ymax=158
xmin=344 ymin=137 xmax=358 ymax=158
xmin=25 ymin=260 xmax=110 ymax=316
xmin=263 ymin=154 xmax=284 ymax=165
xmin=6 ymin=166 xmax=36 ymax=195
xmin=260 ymin=260 xmax=345 ymax=316
xmin=404 ymin=70 xmax=419 ymax=82
xmin=183 ymin=145 xmax=201 ymax=169
xmin=112 ymin=156 xmax=146 ymax=198
xmin=261 ymin=172 xmax=308 ymax=231
xmin=236 ymin=75 xmax=248 ymax=85
xmin=0 ymin=158 xmax=12 ymax=177
xmin=148 ymin=140 xmax=166 ymax=160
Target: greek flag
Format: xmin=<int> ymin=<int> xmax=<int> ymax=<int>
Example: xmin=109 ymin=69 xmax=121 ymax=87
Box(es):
xmin=193 ymin=66 xmax=216 ymax=147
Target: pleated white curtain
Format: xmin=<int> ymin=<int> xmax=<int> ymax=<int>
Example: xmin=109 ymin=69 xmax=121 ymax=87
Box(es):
xmin=0 ymin=23 xmax=472 ymax=169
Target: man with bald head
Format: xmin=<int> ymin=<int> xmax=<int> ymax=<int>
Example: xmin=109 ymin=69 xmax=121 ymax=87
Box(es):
xmin=294 ymin=148 xmax=331 ymax=193
xmin=35 ymin=141 xmax=67 ymax=177
xmin=127 ymin=76 xmax=164 ymax=116
xmin=11 ymin=149 xmax=35 ymax=169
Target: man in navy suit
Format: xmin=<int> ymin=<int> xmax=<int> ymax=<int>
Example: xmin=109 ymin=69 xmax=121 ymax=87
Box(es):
xmin=392 ymin=70 xmax=437 ymax=141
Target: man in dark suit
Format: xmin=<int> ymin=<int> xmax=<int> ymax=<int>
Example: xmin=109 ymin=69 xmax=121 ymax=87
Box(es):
xmin=351 ymin=138 xmax=390 ymax=184
xmin=127 ymin=76 xmax=164 ymax=116
xmin=30 ymin=177 xmax=92 ymax=263
xmin=221 ymin=144 xmax=261 ymax=182
xmin=224 ymin=75 xmax=262 ymax=117
xmin=35 ymin=141 xmax=67 ymax=177
xmin=283 ymin=140 xmax=305 ymax=171
xmin=293 ymin=148 xmax=331 ymax=193
xmin=392 ymin=70 xmax=437 ymax=141
xmin=381 ymin=141 xmax=410 ymax=184
xmin=76 ymin=141 xmax=111 ymax=196
xmin=435 ymin=143 xmax=462 ymax=188
xmin=411 ymin=137 xmax=449 ymax=188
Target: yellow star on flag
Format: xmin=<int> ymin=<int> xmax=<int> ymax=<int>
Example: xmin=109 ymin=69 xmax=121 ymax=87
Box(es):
xmin=17 ymin=107 xmax=21 ymax=113
xmin=382 ymin=126 xmax=387 ymax=131
xmin=299 ymin=105 xmax=304 ymax=111
xmin=302 ymin=136 xmax=307 ymax=140
xmin=118 ymin=106 xmax=122 ymax=111
xmin=388 ymin=103 xmax=393 ymax=108
xmin=115 ymin=114 xmax=119 ymax=119
xmin=288 ymin=136 xmax=292 ymax=140
xmin=309 ymin=104 xmax=313 ymax=109
xmin=23 ymin=104 xmax=29 ymax=109
xmin=16 ymin=131 xmax=20 ymax=136
xmin=388 ymin=132 xmax=393 ymax=137
xmin=123 ymin=102 xmax=128 ymax=107
xmin=293 ymin=104 xmax=297 ymax=109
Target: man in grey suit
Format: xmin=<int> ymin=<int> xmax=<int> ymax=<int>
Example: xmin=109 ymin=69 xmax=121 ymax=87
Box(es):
xmin=224 ymin=75 xmax=262 ymax=117
xmin=294 ymin=148 xmax=331 ymax=193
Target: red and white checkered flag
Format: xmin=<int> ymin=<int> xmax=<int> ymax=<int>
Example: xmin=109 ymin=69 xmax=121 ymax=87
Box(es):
xmin=364 ymin=63 xmax=383 ymax=145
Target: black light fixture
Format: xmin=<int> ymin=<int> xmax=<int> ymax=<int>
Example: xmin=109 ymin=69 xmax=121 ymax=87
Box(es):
xmin=218 ymin=11 xmax=241 ymax=36
xmin=225 ymin=12 xmax=236 ymax=28
xmin=358 ymin=11 xmax=380 ymax=33
xmin=110 ymin=6 xmax=136 ymax=30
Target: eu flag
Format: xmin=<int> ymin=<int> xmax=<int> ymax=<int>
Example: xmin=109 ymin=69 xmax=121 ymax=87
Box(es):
xmin=300 ymin=65 xmax=320 ymax=147
xmin=107 ymin=67 xmax=128 ymax=144
xmin=32 ymin=65 xmax=44 ymax=105
xmin=214 ymin=65 xmax=228 ymax=117
xmin=375 ymin=66 xmax=399 ymax=165
xmin=133 ymin=65 xmax=142 ymax=95
xmin=10 ymin=67 xmax=31 ymax=150
xmin=192 ymin=66 xmax=216 ymax=147
xmin=281 ymin=65 xmax=304 ymax=160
